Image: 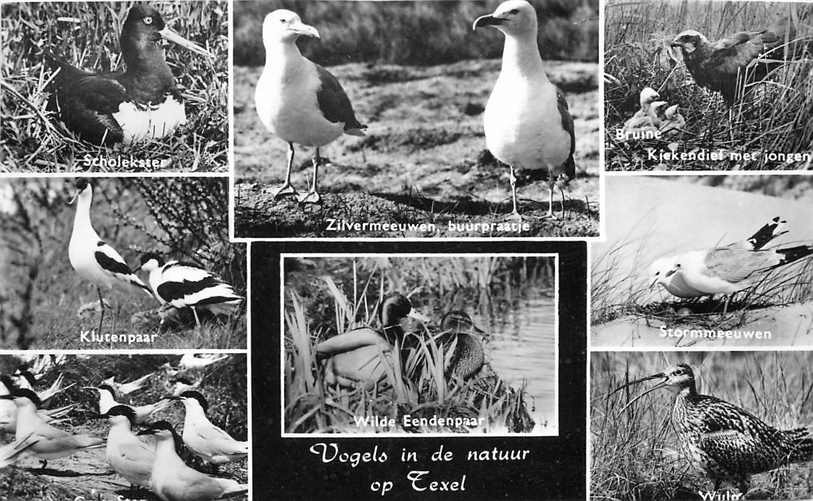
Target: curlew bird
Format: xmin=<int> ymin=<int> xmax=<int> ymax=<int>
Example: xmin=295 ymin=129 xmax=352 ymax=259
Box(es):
xmin=255 ymin=9 xmax=366 ymax=204
xmin=473 ymin=0 xmax=576 ymax=219
xmin=615 ymin=363 xmax=813 ymax=494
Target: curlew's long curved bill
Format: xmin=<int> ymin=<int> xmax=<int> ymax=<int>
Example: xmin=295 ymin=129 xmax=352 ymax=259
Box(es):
xmin=610 ymin=372 xmax=668 ymax=414
xmin=159 ymin=27 xmax=213 ymax=58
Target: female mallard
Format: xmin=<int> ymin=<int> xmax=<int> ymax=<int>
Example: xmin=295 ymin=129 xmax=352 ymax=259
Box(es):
xmin=439 ymin=311 xmax=488 ymax=380
xmin=316 ymin=293 xmax=426 ymax=387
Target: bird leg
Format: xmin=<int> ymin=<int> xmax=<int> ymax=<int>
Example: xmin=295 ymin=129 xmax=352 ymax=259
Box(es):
xmin=273 ymin=142 xmax=298 ymax=199
xmin=559 ymin=183 xmax=567 ymax=218
xmin=506 ymin=165 xmax=522 ymax=221
xmin=298 ymin=148 xmax=322 ymax=204
xmin=722 ymin=295 xmax=732 ymax=316
xmin=39 ymin=459 xmax=47 ymax=469
xmin=191 ymin=307 xmax=201 ymax=329
xmin=96 ymin=286 xmax=106 ymax=335
xmin=546 ymin=184 xmax=555 ymax=219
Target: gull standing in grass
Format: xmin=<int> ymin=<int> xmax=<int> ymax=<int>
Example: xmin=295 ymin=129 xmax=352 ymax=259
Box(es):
xmin=0 ymin=388 xmax=104 ymax=469
xmin=138 ymin=421 xmax=248 ymax=501
xmin=69 ymin=179 xmax=151 ymax=334
xmin=474 ymin=0 xmax=576 ymax=219
xmin=139 ymin=253 xmax=242 ymax=327
xmin=255 ymin=9 xmax=366 ymax=203
xmin=98 ymin=405 xmax=156 ymax=489
xmin=173 ymin=391 xmax=248 ymax=465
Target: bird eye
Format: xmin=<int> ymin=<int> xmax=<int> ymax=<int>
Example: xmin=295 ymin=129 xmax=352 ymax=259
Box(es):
xmin=143 ymin=16 xmax=153 ymax=25
xmin=509 ymin=9 xmax=519 ymax=14
xmin=279 ymin=18 xmax=287 ymax=23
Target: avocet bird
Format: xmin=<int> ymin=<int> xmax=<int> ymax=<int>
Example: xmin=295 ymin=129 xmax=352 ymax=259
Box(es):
xmin=474 ymin=0 xmax=576 ymax=219
xmin=86 ymin=384 xmax=171 ymax=424
xmin=98 ymin=405 xmax=156 ymax=489
xmin=173 ymin=391 xmax=248 ymax=465
xmin=138 ymin=420 xmax=248 ymax=501
xmin=256 ymin=9 xmax=366 ymax=203
xmin=0 ymin=388 xmax=104 ymax=468
xmin=140 ymin=253 xmax=242 ymax=327
xmin=102 ymin=371 xmax=154 ymax=395
xmin=69 ymin=179 xmax=151 ymax=333
xmin=649 ymin=217 xmax=789 ymax=298
xmin=45 ymin=4 xmax=212 ymax=145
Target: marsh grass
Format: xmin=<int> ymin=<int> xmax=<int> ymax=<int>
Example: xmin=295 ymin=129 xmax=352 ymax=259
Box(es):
xmin=233 ymin=0 xmax=599 ymax=67
xmin=604 ymin=0 xmax=813 ymax=170
xmin=591 ymin=352 xmax=813 ymax=500
xmin=283 ymin=257 xmax=542 ymax=434
xmin=0 ymin=1 xmax=228 ymax=172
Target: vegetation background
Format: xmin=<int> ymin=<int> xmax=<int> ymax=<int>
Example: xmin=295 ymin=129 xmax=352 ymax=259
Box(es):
xmin=233 ymin=0 xmax=600 ymax=237
xmin=0 ymin=177 xmax=246 ymax=350
xmin=0 ymin=353 xmax=247 ymax=501
xmin=1 ymin=1 xmax=229 ymax=172
xmin=604 ymin=0 xmax=813 ymax=170
xmin=591 ymin=351 xmax=813 ymax=500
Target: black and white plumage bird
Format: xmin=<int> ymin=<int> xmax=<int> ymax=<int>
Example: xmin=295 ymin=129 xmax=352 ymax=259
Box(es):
xmin=616 ymin=364 xmax=813 ymax=495
xmin=139 ymin=253 xmax=242 ymax=327
xmin=45 ymin=4 xmax=212 ymax=145
xmin=173 ymin=391 xmax=248 ymax=465
xmin=98 ymin=405 xmax=156 ymax=489
xmin=473 ymin=0 xmax=576 ymax=219
xmin=86 ymin=384 xmax=171 ymax=424
xmin=255 ymin=9 xmax=366 ymax=203
xmin=68 ymin=179 xmax=151 ymax=333
xmin=670 ymin=21 xmax=807 ymax=105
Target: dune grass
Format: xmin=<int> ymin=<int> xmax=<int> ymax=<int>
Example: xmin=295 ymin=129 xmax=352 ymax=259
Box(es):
xmin=604 ymin=0 xmax=813 ymax=170
xmin=233 ymin=0 xmax=598 ymax=67
xmin=0 ymin=353 xmax=247 ymax=500
xmin=0 ymin=1 xmax=229 ymax=173
xmin=591 ymin=351 xmax=813 ymax=500
xmin=282 ymin=256 xmax=552 ymax=434
xmin=0 ymin=177 xmax=245 ymax=349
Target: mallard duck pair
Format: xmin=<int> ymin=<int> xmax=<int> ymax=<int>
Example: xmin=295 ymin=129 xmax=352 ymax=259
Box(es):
xmin=315 ymin=293 xmax=488 ymax=387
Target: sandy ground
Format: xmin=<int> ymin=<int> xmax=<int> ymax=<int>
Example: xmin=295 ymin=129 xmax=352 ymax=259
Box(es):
xmin=592 ymin=177 xmax=813 ymax=347
xmin=233 ymin=59 xmax=600 ymax=238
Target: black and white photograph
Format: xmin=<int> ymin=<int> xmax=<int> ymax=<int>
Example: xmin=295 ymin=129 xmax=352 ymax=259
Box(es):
xmin=0 ymin=177 xmax=246 ymax=349
xmin=232 ymin=0 xmax=600 ymax=238
xmin=604 ymin=0 xmax=813 ymax=171
xmin=281 ymin=254 xmax=558 ymax=435
xmin=0 ymin=352 xmax=248 ymax=501
xmin=0 ymin=1 xmax=228 ymax=173
xmin=591 ymin=351 xmax=813 ymax=500
xmin=592 ymin=175 xmax=813 ymax=347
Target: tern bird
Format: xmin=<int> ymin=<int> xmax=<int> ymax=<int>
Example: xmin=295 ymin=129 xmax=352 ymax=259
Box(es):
xmin=0 ymin=432 xmax=39 ymax=469
xmin=174 ymin=391 xmax=248 ymax=465
xmin=255 ymin=9 xmax=366 ymax=203
xmin=167 ymin=376 xmax=202 ymax=397
xmin=0 ymin=388 xmax=104 ymax=468
xmin=474 ymin=0 xmax=576 ymax=219
xmin=0 ymin=376 xmax=76 ymax=433
xmin=68 ymin=178 xmax=152 ymax=333
xmin=316 ymin=293 xmax=429 ymax=387
xmin=99 ymin=405 xmax=156 ymax=489
xmin=139 ymin=253 xmax=243 ymax=327
xmin=614 ymin=363 xmax=813 ymax=494
xmin=102 ymin=371 xmax=154 ymax=395
xmin=12 ymin=371 xmax=73 ymax=403
xmin=138 ymin=420 xmax=248 ymax=501
xmin=87 ymin=384 xmax=171 ymax=424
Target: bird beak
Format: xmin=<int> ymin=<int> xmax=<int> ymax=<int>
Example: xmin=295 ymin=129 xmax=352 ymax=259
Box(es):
xmin=289 ymin=21 xmax=320 ymax=39
xmin=611 ymin=372 xmax=669 ymax=413
xmin=407 ymin=310 xmax=430 ymax=323
xmin=159 ymin=27 xmax=213 ymax=58
xmin=67 ymin=190 xmax=80 ymax=205
xmin=0 ymin=395 xmax=12 ymax=400
xmin=473 ymin=14 xmax=504 ymax=30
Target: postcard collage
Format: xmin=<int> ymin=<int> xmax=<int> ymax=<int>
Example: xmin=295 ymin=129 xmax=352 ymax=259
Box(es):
xmin=0 ymin=0 xmax=812 ymax=499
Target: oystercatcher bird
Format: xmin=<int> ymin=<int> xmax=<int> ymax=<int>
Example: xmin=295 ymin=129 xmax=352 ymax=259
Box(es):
xmin=139 ymin=252 xmax=242 ymax=327
xmin=68 ymin=179 xmax=151 ymax=333
xmin=45 ymin=4 xmax=212 ymax=145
